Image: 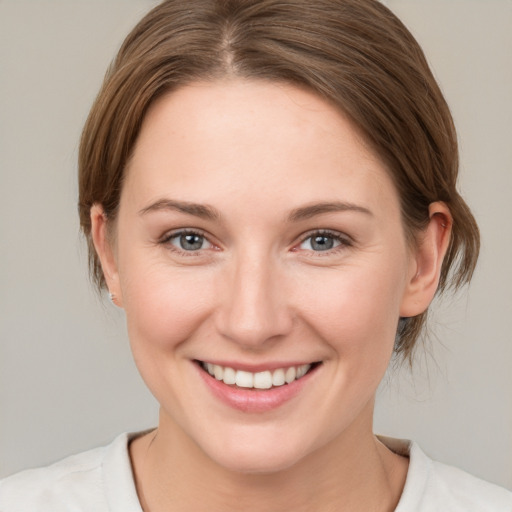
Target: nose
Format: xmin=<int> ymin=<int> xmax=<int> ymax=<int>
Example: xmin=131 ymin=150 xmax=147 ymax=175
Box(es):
xmin=215 ymin=253 xmax=294 ymax=349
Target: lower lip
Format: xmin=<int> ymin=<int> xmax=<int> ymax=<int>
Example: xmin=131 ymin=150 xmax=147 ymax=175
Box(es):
xmin=196 ymin=364 xmax=319 ymax=413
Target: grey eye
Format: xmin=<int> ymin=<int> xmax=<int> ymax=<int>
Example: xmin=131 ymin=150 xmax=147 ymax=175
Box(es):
xmin=171 ymin=232 xmax=211 ymax=251
xmin=300 ymin=234 xmax=341 ymax=251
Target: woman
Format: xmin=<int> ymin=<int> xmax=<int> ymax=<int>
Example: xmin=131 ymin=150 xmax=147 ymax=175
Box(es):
xmin=1 ymin=0 xmax=511 ymax=510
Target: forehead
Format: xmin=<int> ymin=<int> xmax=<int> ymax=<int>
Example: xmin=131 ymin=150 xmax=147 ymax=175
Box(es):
xmin=123 ymin=79 xmax=399 ymax=218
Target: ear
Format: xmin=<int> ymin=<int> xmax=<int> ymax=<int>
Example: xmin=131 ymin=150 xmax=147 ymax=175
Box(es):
xmin=400 ymin=202 xmax=452 ymax=317
xmin=90 ymin=204 xmax=123 ymax=308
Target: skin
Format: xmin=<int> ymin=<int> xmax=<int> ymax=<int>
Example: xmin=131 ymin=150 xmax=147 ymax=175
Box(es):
xmin=91 ymin=79 xmax=452 ymax=511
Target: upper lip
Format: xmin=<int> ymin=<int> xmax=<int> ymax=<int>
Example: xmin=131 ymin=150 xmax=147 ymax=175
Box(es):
xmin=195 ymin=359 xmax=320 ymax=373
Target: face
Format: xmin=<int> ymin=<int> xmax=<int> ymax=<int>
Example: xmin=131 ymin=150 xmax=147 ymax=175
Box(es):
xmin=96 ymin=80 xmax=425 ymax=473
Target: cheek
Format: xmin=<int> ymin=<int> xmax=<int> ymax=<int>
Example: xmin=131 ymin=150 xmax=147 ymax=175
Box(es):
xmin=295 ymin=260 xmax=406 ymax=359
xmin=119 ymin=257 xmax=217 ymax=355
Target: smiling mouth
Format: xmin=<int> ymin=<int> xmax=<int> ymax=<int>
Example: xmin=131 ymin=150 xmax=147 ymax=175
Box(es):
xmin=196 ymin=361 xmax=321 ymax=390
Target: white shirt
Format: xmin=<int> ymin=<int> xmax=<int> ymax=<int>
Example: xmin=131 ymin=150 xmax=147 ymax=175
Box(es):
xmin=1 ymin=433 xmax=511 ymax=511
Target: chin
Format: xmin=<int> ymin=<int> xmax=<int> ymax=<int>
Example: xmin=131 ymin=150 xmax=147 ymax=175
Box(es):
xmin=212 ymin=448 xmax=303 ymax=475
xmin=200 ymin=427 xmax=317 ymax=475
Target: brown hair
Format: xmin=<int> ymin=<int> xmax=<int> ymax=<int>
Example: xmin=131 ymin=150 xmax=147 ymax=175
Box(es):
xmin=78 ymin=0 xmax=479 ymax=362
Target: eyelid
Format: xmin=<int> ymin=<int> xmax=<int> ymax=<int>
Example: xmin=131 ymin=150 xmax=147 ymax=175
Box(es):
xmin=294 ymin=229 xmax=353 ymax=253
xmin=159 ymin=227 xmax=206 ymax=243
xmin=159 ymin=228 xmax=218 ymax=256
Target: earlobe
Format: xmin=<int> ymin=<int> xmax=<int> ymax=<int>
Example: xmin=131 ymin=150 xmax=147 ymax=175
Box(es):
xmin=400 ymin=202 xmax=452 ymax=318
xmin=90 ymin=204 xmax=123 ymax=307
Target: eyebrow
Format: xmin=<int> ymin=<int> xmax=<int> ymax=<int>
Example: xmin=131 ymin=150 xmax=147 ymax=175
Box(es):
xmin=139 ymin=198 xmax=372 ymax=222
xmin=287 ymin=202 xmax=373 ymax=222
xmin=139 ymin=199 xmax=221 ymax=220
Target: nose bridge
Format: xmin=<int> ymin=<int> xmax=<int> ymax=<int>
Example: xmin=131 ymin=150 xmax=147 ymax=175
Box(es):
xmin=217 ymin=247 xmax=292 ymax=347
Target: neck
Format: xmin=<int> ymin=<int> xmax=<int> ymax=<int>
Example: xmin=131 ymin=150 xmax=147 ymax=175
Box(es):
xmin=130 ymin=403 xmax=407 ymax=512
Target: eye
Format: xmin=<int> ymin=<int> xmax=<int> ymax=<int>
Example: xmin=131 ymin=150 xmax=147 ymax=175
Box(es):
xmin=166 ymin=231 xmax=213 ymax=252
xmin=298 ymin=231 xmax=350 ymax=252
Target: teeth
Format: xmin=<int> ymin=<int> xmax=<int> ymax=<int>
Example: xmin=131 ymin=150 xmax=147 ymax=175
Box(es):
xmin=236 ymin=370 xmax=253 ymax=388
xmin=214 ymin=365 xmax=224 ymax=381
xmin=253 ymin=371 xmax=272 ymax=389
xmin=296 ymin=364 xmax=308 ymax=379
xmin=272 ymin=368 xmax=285 ymax=386
xmin=285 ymin=366 xmax=296 ymax=383
xmin=202 ymin=362 xmax=312 ymax=389
xmin=223 ymin=366 xmax=236 ymax=385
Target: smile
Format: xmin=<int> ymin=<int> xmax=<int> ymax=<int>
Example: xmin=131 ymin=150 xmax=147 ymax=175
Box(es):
xmin=195 ymin=360 xmax=322 ymax=412
xmin=199 ymin=361 xmax=313 ymax=389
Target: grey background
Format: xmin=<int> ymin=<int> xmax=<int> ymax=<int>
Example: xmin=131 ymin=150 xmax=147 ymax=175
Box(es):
xmin=1 ymin=0 xmax=511 ymax=489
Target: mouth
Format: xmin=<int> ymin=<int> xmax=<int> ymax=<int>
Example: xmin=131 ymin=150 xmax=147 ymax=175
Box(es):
xmin=196 ymin=360 xmax=321 ymax=390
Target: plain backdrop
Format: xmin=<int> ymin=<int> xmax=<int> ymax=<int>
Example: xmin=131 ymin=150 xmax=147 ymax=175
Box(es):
xmin=1 ymin=0 xmax=511 ymax=489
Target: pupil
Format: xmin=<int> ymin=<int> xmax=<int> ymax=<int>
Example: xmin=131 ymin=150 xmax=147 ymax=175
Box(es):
xmin=181 ymin=234 xmax=203 ymax=250
xmin=312 ymin=235 xmax=333 ymax=251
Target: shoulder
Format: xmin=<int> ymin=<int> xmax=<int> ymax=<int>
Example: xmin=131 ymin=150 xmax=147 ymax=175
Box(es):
xmin=0 ymin=432 xmax=142 ymax=512
xmin=381 ymin=437 xmax=512 ymax=512
xmin=0 ymin=444 xmax=108 ymax=512
xmin=427 ymin=455 xmax=512 ymax=511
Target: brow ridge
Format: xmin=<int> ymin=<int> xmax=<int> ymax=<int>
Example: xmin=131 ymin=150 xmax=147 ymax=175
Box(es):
xmin=139 ymin=199 xmax=371 ymax=222
xmin=139 ymin=199 xmax=220 ymax=220
xmin=288 ymin=201 xmax=373 ymax=222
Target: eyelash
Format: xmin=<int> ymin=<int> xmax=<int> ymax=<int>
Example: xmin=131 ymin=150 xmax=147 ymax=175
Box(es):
xmin=159 ymin=229 xmax=214 ymax=257
xmin=158 ymin=229 xmax=353 ymax=256
xmin=295 ymin=229 xmax=353 ymax=255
